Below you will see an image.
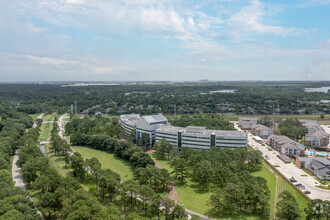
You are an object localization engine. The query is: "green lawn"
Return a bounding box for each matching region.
[150,153,173,172]
[29,113,42,121]
[72,146,134,181]
[251,163,276,219]
[40,123,52,141]
[42,113,58,122]
[150,155,309,219]
[252,162,309,219]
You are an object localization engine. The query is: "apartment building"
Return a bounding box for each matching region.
[300,120,330,147]
[251,124,273,139]
[238,117,258,130]
[268,135,305,156]
[305,130,330,147]
[296,157,330,180]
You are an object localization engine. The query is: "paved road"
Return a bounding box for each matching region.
[57,114,75,156]
[12,152,26,190]
[233,122,330,201]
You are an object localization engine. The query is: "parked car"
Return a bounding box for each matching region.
[299,186,306,190]
[295,183,302,186]
[290,178,297,183]
[304,190,311,194]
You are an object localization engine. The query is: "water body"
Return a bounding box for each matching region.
[210,89,236,94]
[304,87,330,93]
[40,145,47,157]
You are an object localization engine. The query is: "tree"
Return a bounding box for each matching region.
[193,160,212,189]
[129,130,137,144]
[161,198,175,220]
[139,185,154,216]
[37,192,57,217]
[276,191,300,220]
[305,199,329,220]
[209,188,225,214]
[172,204,187,219]
[154,139,173,160]
[138,133,150,148]
[151,194,162,218]
[70,152,86,179]
[170,156,188,183]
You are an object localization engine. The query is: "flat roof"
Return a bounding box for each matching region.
[156,125,246,137]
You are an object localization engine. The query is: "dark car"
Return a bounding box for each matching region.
[290,178,297,182]
[304,190,311,194]
[295,183,302,186]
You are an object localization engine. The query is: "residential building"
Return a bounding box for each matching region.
[268,135,305,156]
[238,117,258,130]
[300,119,330,147]
[311,159,330,180]
[305,130,329,147]
[251,124,273,139]
[296,157,329,169]
[156,125,247,151]
[295,157,330,180]
[300,120,323,134]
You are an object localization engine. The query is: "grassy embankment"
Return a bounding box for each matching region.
[150,152,309,220]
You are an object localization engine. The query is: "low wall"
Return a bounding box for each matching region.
[263,159,312,202]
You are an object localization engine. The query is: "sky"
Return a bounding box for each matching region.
[0,0,330,81]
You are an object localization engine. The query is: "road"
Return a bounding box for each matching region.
[12,113,45,219]
[233,122,330,201]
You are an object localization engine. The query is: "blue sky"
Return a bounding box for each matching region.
[0,0,329,81]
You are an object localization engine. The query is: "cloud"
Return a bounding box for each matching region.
[228,0,308,36]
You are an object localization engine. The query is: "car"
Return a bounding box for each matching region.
[290,178,297,183]
[299,186,306,190]
[304,190,311,194]
[295,183,302,186]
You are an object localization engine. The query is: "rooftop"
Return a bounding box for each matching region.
[156,125,246,137]
[251,124,272,132]
[142,114,168,124]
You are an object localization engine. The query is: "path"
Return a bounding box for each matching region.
[12,113,45,219]
[57,114,75,155]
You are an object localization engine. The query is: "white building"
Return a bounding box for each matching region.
[156,125,247,151]
[120,114,169,146]
[121,114,247,150]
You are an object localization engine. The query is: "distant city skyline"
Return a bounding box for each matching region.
[0,0,330,81]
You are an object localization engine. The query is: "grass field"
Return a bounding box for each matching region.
[150,154,309,220]
[251,163,277,219]
[29,113,42,121]
[72,146,134,181]
[40,123,52,141]
[42,113,58,122]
